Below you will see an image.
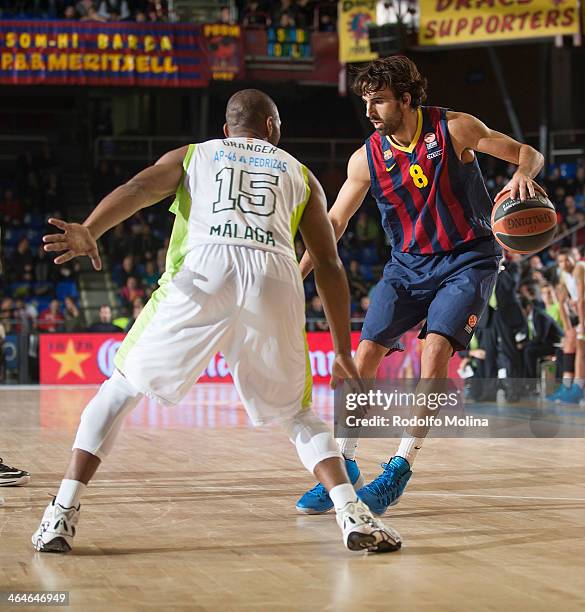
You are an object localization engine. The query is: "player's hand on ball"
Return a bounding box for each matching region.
[330,353,361,390]
[43,218,102,271]
[496,173,547,202]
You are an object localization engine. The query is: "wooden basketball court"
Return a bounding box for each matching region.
[1,385,584,611]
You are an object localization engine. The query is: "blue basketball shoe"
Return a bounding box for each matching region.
[557,383,583,404]
[295,459,365,514]
[546,385,566,402]
[356,456,412,516]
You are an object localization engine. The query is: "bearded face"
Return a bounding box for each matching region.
[362,87,406,137]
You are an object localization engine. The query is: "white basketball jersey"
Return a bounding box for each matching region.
[169,138,310,262]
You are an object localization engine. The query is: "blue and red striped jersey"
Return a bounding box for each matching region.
[365,105,493,254]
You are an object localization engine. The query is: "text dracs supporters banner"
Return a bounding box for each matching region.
[338,0,378,63]
[419,0,579,46]
[0,20,207,87]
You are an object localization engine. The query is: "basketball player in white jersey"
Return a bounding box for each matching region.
[552,247,585,403]
[32,90,400,554]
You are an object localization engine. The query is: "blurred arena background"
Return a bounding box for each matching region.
[1,2,585,609]
[0,0,583,391]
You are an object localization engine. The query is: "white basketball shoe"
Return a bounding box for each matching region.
[336,499,401,553]
[32,498,80,553]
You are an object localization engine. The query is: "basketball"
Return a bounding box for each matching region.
[491,190,557,254]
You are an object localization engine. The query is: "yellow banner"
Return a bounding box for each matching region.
[419,0,579,46]
[338,0,378,63]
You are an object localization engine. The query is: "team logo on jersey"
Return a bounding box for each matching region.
[464,314,478,334]
[424,132,438,150]
[383,149,393,161]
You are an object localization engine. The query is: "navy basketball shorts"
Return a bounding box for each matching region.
[361,238,501,352]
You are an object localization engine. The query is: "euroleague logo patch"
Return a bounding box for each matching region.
[464,314,478,334]
[424,132,438,150]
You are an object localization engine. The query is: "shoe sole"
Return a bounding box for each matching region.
[32,535,72,553]
[295,474,366,515]
[0,475,30,487]
[347,531,401,553]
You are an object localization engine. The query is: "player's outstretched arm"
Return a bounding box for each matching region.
[42,145,189,271]
[299,170,359,383]
[298,145,371,279]
[447,112,545,201]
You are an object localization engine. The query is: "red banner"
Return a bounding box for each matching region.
[202,23,245,81]
[39,331,462,385]
[39,332,364,385]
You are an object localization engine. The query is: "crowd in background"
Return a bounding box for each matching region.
[0,0,338,29]
[2,146,585,390]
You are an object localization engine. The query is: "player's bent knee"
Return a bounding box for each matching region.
[73,370,143,459]
[281,409,342,474]
[355,340,388,376]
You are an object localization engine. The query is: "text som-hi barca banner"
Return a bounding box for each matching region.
[419,0,579,46]
[0,20,208,87]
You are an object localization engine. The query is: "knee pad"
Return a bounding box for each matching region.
[281,409,342,473]
[73,369,142,460]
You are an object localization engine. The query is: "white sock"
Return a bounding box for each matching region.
[55,479,86,508]
[330,483,357,510]
[338,437,359,461]
[574,378,584,389]
[396,434,424,467]
[562,375,573,388]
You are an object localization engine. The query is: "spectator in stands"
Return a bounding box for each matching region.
[494,255,525,400]
[218,5,235,24]
[347,260,368,299]
[272,0,295,25]
[295,0,314,28]
[517,296,563,381]
[157,238,169,275]
[63,296,85,332]
[124,297,144,332]
[63,5,77,18]
[43,173,62,214]
[105,224,128,263]
[97,0,129,20]
[131,221,161,257]
[0,298,14,334]
[242,0,271,26]
[81,6,106,22]
[142,260,159,290]
[113,254,139,287]
[355,211,380,245]
[87,305,119,332]
[306,295,328,332]
[38,299,64,333]
[9,238,34,284]
[562,195,581,232]
[0,188,23,223]
[119,276,144,307]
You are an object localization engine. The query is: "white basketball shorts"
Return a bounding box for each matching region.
[114,243,312,425]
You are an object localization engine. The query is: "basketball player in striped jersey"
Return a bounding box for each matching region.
[296,56,546,516]
[32,90,401,554]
